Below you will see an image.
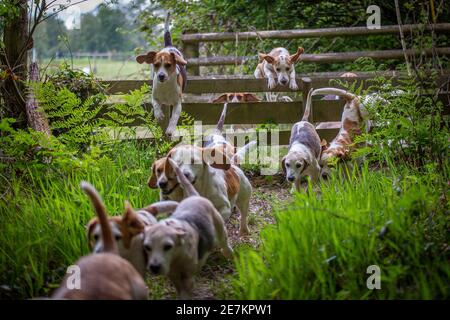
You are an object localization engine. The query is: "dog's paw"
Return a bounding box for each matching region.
[223,246,234,259]
[267,79,277,90]
[153,109,164,121]
[239,226,250,237]
[165,125,176,136]
[289,81,299,91]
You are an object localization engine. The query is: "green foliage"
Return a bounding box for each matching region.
[0,140,159,299]
[233,165,450,299]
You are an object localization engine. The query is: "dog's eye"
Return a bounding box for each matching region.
[154,63,161,68]
[93,234,99,241]
[285,163,290,167]
[164,244,173,251]
[115,235,122,241]
[276,68,281,72]
[296,163,301,168]
[144,244,152,251]
[157,169,162,174]
[164,63,171,68]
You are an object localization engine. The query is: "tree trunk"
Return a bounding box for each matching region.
[0,0,29,128]
[26,62,51,135]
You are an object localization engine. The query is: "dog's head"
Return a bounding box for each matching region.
[143,221,187,275]
[281,150,309,183]
[136,50,187,83]
[167,145,231,187]
[86,202,147,255]
[212,93,261,103]
[259,47,304,86]
[148,157,180,197]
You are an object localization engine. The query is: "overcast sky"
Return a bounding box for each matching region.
[55,0,130,29]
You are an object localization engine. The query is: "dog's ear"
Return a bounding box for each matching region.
[289,47,304,64]
[212,94,229,103]
[202,147,231,170]
[121,201,146,248]
[86,219,98,251]
[259,53,275,64]
[136,51,157,64]
[281,156,287,175]
[320,139,328,151]
[148,162,158,189]
[170,52,187,66]
[243,93,261,102]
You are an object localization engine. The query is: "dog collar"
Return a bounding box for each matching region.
[162,183,180,196]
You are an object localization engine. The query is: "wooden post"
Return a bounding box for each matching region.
[301,77,313,122]
[182,30,200,76]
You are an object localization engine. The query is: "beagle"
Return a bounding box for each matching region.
[254,47,304,90]
[52,182,148,300]
[282,88,322,191]
[143,158,233,299]
[316,88,371,177]
[136,12,187,136]
[86,202,157,277]
[212,93,260,103]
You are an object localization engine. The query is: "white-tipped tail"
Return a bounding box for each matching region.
[216,103,228,133]
[232,140,257,165]
[80,181,117,254]
[303,87,357,122]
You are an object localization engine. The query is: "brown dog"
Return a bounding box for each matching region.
[52,182,148,300]
[212,93,260,103]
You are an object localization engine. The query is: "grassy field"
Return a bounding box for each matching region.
[0,140,448,299]
[40,58,151,80]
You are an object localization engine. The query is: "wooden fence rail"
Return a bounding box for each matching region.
[100,73,450,145]
[181,23,450,43]
[180,23,450,74]
[186,48,450,66]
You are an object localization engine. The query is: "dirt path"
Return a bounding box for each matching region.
[146,174,293,299]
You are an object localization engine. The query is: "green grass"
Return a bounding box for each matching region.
[233,164,450,299]
[40,58,151,80]
[0,142,158,298]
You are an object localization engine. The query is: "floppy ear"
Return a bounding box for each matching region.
[148,163,158,189]
[122,201,145,248]
[136,51,157,64]
[170,52,187,66]
[281,156,287,175]
[320,139,328,151]
[289,47,304,64]
[259,53,275,64]
[212,94,229,103]
[202,147,231,170]
[243,93,261,102]
[86,219,98,251]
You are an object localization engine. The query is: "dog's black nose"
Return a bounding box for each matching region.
[287,176,295,182]
[158,73,165,82]
[280,79,288,85]
[150,264,161,274]
[158,181,167,189]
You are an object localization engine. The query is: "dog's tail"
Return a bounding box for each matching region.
[216,103,228,133]
[80,181,117,254]
[164,11,172,47]
[232,140,257,165]
[167,158,199,197]
[302,87,357,122]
